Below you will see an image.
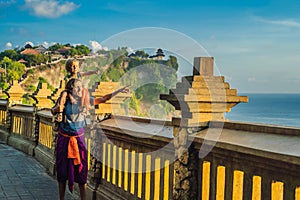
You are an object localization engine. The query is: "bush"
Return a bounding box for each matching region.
[26,84,36,92]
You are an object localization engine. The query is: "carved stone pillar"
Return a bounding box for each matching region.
[6,80,25,105]
[173,126,198,200]
[33,83,53,109]
[161,57,248,199]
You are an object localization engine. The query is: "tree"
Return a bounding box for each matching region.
[66,48,78,57]
[0,57,25,86]
[75,45,91,55]
[165,55,179,71]
[48,43,64,51]
[0,50,19,61]
[135,50,149,58]
[107,67,122,82]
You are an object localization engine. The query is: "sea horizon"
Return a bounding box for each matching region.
[226,93,300,128]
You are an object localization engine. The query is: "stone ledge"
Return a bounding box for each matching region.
[210,121,300,136]
[0,128,9,144]
[7,135,36,156]
[34,145,55,175]
[192,127,300,165]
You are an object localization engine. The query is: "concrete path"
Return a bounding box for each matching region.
[0,143,79,200]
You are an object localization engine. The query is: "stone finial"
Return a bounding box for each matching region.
[91,82,131,115]
[51,80,66,102]
[33,83,53,108]
[193,57,214,76]
[160,56,248,127]
[6,80,26,105]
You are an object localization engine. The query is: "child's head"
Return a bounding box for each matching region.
[65,59,79,74]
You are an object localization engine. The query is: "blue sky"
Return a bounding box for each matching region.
[1,0,300,93]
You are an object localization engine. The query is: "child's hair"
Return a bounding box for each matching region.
[65,59,79,73]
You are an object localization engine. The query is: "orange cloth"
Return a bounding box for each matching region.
[59,132,84,166]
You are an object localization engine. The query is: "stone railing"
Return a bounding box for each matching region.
[192,121,300,200]
[93,116,175,200]
[0,99,8,141]
[8,104,36,155]
[1,56,299,200]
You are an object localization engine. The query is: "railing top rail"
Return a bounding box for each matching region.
[192,126,300,165]
[99,117,173,139]
[111,115,173,126]
[36,109,52,118]
[0,99,8,106]
[8,104,35,113]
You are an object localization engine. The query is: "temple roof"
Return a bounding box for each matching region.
[18,59,27,63]
[20,49,39,55]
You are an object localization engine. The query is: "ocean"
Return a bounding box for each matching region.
[225,94,300,128]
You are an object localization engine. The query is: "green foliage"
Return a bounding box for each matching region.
[165,55,179,71]
[128,92,142,116]
[38,77,47,83]
[121,56,179,118]
[135,84,168,102]
[100,73,108,82]
[112,55,125,68]
[75,45,91,55]
[107,67,122,82]
[97,49,108,54]
[48,43,64,51]
[0,50,19,61]
[27,69,34,74]
[21,54,49,66]
[48,84,55,92]
[135,50,149,58]
[22,94,35,105]
[38,77,55,92]
[0,82,9,90]
[26,84,36,92]
[81,47,128,86]
[0,57,25,86]
[126,58,155,71]
[66,48,77,57]
[48,43,91,56]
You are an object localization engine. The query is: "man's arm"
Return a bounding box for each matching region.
[94,86,130,105]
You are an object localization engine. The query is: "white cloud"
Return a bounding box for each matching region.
[255,17,300,28]
[127,47,134,54]
[43,41,58,48]
[25,41,34,47]
[224,75,232,81]
[248,77,256,82]
[89,40,104,53]
[42,41,49,47]
[24,0,79,18]
[5,42,12,49]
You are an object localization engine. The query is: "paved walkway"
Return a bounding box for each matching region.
[0,143,79,200]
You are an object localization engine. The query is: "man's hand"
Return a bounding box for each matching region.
[94,69,100,75]
[121,86,130,93]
